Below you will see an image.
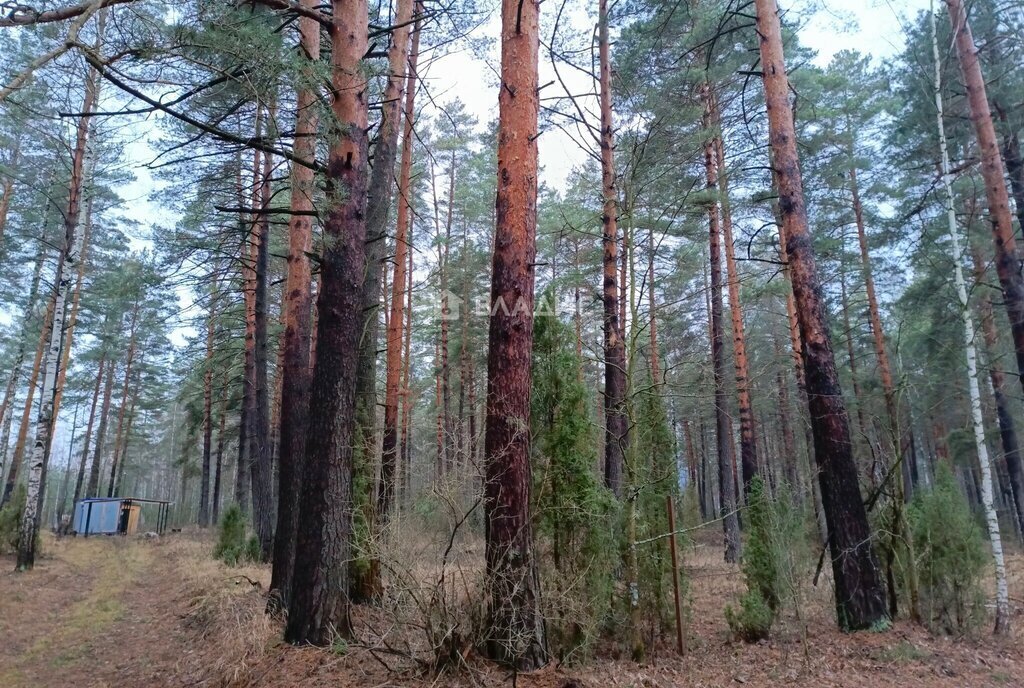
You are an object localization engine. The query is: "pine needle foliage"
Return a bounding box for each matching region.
[910,465,987,634]
[531,291,616,662]
[726,477,806,641]
[214,504,260,566]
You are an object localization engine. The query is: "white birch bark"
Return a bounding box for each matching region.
[16,61,101,570]
[931,3,1010,633]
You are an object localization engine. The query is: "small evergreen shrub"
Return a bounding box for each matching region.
[213,505,259,566]
[910,465,987,634]
[530,294,618,662]
[0,484,26,554]
[725,477,807,642]
[740,478,781,612]
[725,587,772,642]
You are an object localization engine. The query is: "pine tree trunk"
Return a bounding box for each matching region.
[199,304,214,527]
[839,263,877,485]
[482,0,547,668]
[380,11,420,521]
[850,167,905,493]
[285,0,369,645]
[773,331,800,495]
[945,0,1024,405]
[87,353,116,497]
[712,110,758,496]
[250,115,274,560]
[932,9,1010,631]
[0,154,14,243]
[599,0,626,499]
[268,0,320,607]
[238,135,262,517]
[212,372,228,525]
[441,155,455,474]
[350,0,417,603]
[106,299,139,498]
[113,366,141,496]
[704,85,741,564]
[54,402,80,531]
[755,0,887,630]
[399,240,414,504]
[973,246,1024,542]
[72,349,105,505]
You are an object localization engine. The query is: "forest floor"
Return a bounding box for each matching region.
[1,527,1023,687]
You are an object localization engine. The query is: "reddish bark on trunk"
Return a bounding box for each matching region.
[946,0,1024,402]
[269,0,321,607]
[482,0,547,668]
[380,11,420,520]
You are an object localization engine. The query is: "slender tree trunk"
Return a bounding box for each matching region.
[755,0,887,629]
[87,353,116,497]
[399,240,414,505]
[0,243,45,485]
[380,12,420,522]
[350,0,417,603]
[17,57,99,569]
[72,349,105,505]
[973,246,1024,542]
[440,154,456,473]
[114,366,141,496]
[703,85,740,564]
[839,264,875,484]
[712,114,758,496]
[238,133,262,516]
[599,0,626,499]
[0,153,14,244]
[54,402,80,531]
[933,8,1010,631]
[285,0,369,644]
[482,0,547,668]
[212,372,228,525]
[2,298,52,506]
[49,189,96,433]
[199,304,214,527]
[106,299,139,498]
[850,167,907,503]
[250,112,274,560]
[268,0,320,604]
[773,330,799,494]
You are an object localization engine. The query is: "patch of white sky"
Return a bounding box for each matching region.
[112,0,931,348]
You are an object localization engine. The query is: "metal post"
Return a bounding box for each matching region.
[666,494,686,655]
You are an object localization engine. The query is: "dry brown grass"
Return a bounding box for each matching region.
[2,523,1024,687]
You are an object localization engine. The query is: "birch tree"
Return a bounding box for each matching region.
[931,4,1009,634]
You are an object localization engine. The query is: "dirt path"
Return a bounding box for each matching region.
[0,535,191,687]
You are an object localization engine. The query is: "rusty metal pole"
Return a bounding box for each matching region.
[666,494,686,655]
